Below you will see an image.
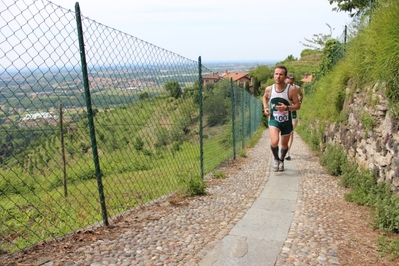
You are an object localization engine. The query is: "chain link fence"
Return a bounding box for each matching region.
[331,15,363,69]
[303,18,357,95]
[0,0,262,257]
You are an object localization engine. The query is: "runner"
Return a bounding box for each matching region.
[263,66,301,172]
[285,73,303,160]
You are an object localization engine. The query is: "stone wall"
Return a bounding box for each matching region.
[324,85,399,192]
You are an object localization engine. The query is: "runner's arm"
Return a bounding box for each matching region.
[297,85,303,103]
[287,88,301,111]
[263,86,271,116]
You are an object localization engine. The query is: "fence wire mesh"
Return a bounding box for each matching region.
[0,0,262,256]
[304,19,355,95]
[333,16,361,68]
[201,78,262,173]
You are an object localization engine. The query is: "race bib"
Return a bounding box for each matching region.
[273,110,289,123]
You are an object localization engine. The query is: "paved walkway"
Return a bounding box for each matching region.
[10,129,393,265]
[199,158,298,266]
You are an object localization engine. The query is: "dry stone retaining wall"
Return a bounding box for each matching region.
[324,85,399,192]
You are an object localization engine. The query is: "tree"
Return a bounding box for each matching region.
[205,82,215,91]
[276,54,298,65]
[300,23,334,51]
[203,80,231,126]
[253,77,260,97]
[244,81,250,94]
[249,65,272,85]
[164,81,182,99]
[285,54,297,61]
[329,0,374,17]
[138,92,149,100]
[313,39,343,80]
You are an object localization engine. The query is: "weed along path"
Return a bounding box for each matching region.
[2,130,398,265]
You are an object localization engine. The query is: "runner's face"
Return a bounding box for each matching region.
[274,68,286,84]
[285,78,294,85]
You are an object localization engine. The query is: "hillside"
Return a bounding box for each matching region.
[293,0,399,259]
[0,73,262,255]
[0,93,202,252]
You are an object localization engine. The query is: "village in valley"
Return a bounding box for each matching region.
[0,61,277,128]
[0,60,316,131]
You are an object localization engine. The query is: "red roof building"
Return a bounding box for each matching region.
[202,70,253,91]
[301,73,313,83]
[202,72,221,88]
[222,70,252,87]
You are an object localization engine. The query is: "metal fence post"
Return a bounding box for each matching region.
[198,56,204,179]
[249,95,253,138]
[230,78,236,160]
[75,2,109,226]
[241,89,245,149]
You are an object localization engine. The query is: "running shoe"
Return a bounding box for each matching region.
[285,151,291,161]
[279,160,284,172]
[273,159,279,172]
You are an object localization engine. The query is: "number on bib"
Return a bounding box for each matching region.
[273,110,289,123]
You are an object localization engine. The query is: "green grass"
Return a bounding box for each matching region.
[0,135,203,253]
[247,127,264,148]
[290,0,399,259]
[318,143,399,260]
[212,169,227,179]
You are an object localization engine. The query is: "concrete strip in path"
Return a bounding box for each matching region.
[199,158,298,266]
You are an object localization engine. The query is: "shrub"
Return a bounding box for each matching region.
[138,92,149,100]
[133,136,144,151]
[212,170,227,179]
[373,192,399,233]
[154,127,169,148]
[164,81,182,99]
[344,170,380,206]
[360,112,376,131]
[238,149,247,157]
[177,174,207,197]
[320,144,346,176]
[377,236,399,260]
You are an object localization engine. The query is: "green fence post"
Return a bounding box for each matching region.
[249,95,253,138]
[198,56,204,179]
[230,78,236,160]
[260,101,262,126]
[253,96,256,136]
[241,89,245,149]
[75,2,109,226]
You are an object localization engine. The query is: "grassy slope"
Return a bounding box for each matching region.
[294,0,399,259]
[0,86,255,252]
[0,95,202,252]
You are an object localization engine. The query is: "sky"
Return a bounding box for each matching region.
[7,0,352,64]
